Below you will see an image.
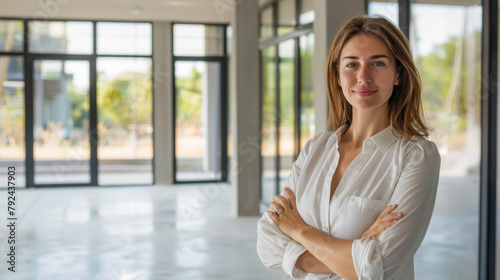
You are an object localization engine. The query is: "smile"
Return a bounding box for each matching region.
[354,89,377,97]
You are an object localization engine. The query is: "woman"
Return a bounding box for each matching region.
[256,15,440,280]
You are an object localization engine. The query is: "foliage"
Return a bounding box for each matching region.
[176,67,202,125]
[97,69,153,126]
[417,31,481,133]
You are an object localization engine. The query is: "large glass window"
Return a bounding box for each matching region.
[0,19,154,188]
[173,24,224,57]
[278,39,295,189]
[260,5,274,39]
[409,2,482,279]
[0,56,25,187]
[261,46,277,203]
[259,0,314,205]
[97,22,152,55]
[33,60,91,184]
[277,0,296,36]
[174,61,222,181]
[368,0,399,25]
[299,0,314,25]
[300,33,315,146]
[173,23,227,183]
[97,58,153,185]
[0,20,23,52]
[29,21,93,54]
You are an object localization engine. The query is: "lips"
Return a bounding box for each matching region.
[353,89,377,97]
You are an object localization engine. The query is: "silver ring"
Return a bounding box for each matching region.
[275,209,284,215]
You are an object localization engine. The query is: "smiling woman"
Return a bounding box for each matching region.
[337,35,399,112]
[257,15,440,280]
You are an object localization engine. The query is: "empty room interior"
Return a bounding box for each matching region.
[0,0,499,279]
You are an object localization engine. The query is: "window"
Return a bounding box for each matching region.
[259,0,314,205]
[97,57,153,185]
[0,20,23,52]
[368,0,398,25]
[299,0,315,25]
[410,2,482,278]
[97,22,152,55]
[172,23,228,183]
[0,55,25,187]
[0,19,154,188]
[277,0,296,36]
[299,32,315,146]
[370,1,483,278]
[29,21,93,54]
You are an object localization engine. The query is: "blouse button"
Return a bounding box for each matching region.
[323,225,328,231]
[332,195,337,200]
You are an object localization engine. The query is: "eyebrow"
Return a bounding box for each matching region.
[342,55,390,61]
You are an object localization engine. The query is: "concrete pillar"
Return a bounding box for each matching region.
[231,0,260,216]
[313,0,365,132]
[153,21,174,185]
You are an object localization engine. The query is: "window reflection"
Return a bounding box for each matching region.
[279,39,295,190]
[29,21,93,54]
[260,6,274,39]
[0,20,23,52]
[97,22,152,55]
[97,58,153,185]
[300,33,315,146]
[410,3,481,279]
[277,0,296,36]
[368,1,399,25]
[173,24,224,57]
[261,46,276,204]
[0,56,25,187]
[174,61,222,181]
[299,0,315,25]
[33,60,90,184]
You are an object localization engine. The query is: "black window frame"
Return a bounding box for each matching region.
[171,22,229,184]
[0,17,155,188]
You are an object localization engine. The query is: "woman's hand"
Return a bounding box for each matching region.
[361,204,403,240]
[267,187,310,241]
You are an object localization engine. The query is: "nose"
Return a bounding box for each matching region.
[357,65,372,84]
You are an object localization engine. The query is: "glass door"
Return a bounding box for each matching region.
[32,59,91,185]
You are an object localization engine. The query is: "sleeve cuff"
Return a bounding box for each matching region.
[352,239,384,280]
[283,240,308,279]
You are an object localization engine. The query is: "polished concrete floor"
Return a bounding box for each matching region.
[0,177,483,280]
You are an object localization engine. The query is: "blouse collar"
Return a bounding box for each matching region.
[332,125,400,153]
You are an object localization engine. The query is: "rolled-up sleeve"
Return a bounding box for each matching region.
[352,140,441,279]
[257,138,314,279]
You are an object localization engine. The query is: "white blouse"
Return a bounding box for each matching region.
[256,126,441,280]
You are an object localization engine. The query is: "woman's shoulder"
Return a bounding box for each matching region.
[396,134,441,164]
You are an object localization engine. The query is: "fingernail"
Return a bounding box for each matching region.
[397,213,402,216]
[393,220,398,223]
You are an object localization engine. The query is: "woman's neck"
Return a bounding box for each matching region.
[343,107,390,147]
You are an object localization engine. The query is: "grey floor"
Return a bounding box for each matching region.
[0,176,484,280]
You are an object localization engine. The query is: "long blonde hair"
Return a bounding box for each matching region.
[326,15,429,139]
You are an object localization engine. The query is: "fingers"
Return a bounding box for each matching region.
[362,205,404,240]
[382,204,398,215]
[273,193,291,210]
[284,187,296,209]
[270,201,283,212]
[266,210,279,224]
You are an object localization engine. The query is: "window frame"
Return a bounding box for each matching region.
[0,17,155,188]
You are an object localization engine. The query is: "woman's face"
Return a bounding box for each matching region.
[337,34,399,113]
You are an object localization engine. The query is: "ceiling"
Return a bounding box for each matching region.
[0,0,233,23]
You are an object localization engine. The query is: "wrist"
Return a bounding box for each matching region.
[294,225,313,243]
